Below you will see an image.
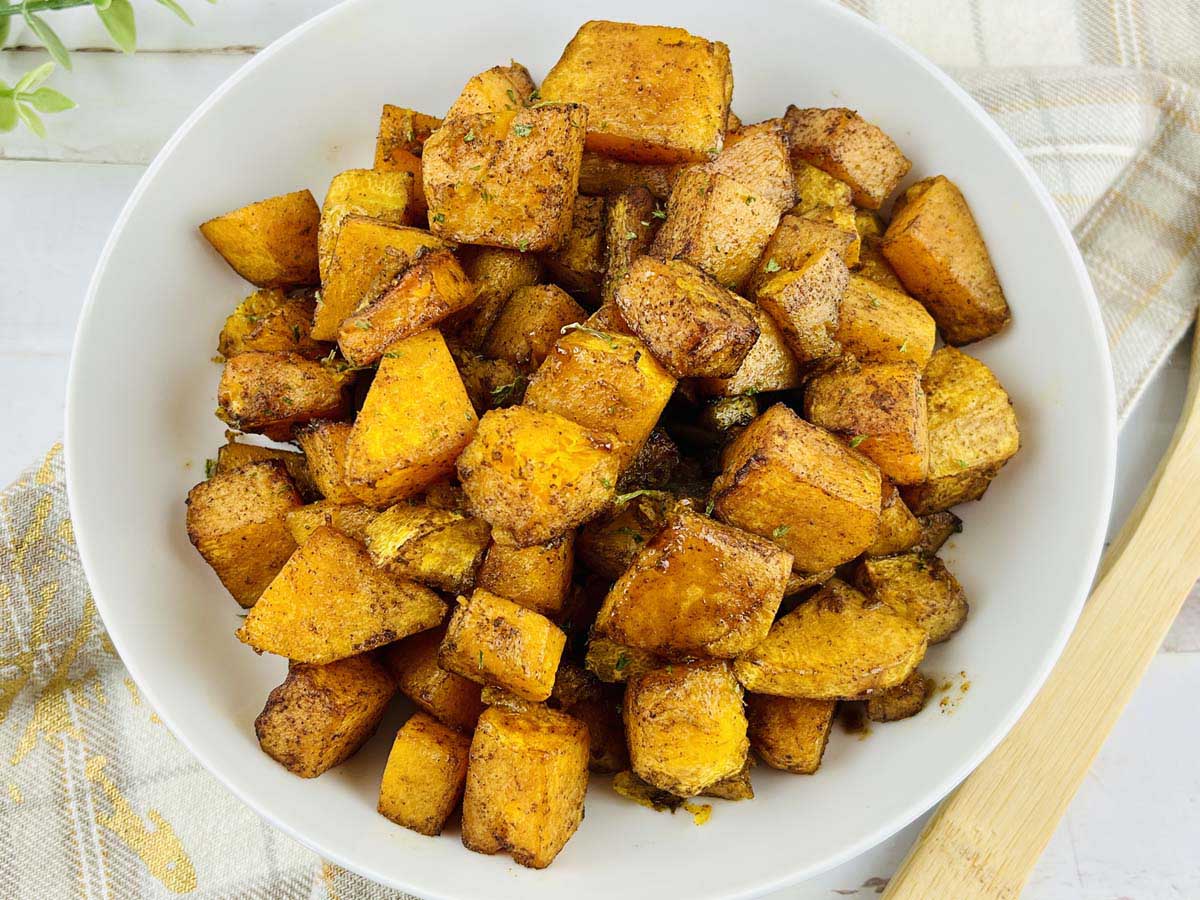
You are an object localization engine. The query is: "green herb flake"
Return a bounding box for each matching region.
[771,525,791,539]
[956,458,969,470]
[849,434,867,448]
[624,230,637,241]
[613,488,656,505]
[561,322,619,349]
[512,122,533,138]
[432,212,446,223]
[490,374,527,405]
[478,650,485,669]
[640,220,650,227]
[463,129,476,143]
[506,88,517,105]
[870,298,882,309]
[204,458,218,479]
[479,188,492,201]
[355,320,372,330]
[651,207,667,220]
[384,351,404,360]
[899,340,909,353]
[615,652,631,672]
[528,89,541,102]
[705,498,715,516]
[745,196,756,205]
[764,258,781,273]
[291,324,301,342]
[517,239,529,253]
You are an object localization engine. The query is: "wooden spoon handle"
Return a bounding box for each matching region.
[883,321,1200,900]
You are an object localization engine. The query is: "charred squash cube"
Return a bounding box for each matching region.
[866,670,932,722]
[601,187,659,306]
[445,62,536,119]
[284,500,379,546]
[576,490,676,580]
[214,439,315,499]
[696,306,803,397]
[450,247,542,351]
[867,480,923,557]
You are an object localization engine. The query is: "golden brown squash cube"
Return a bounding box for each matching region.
[883,175,1010,345]
[696,307,803,397]
[804,361,929,485]
[586,302,634,336]
[294,420,355,503]
[792,158,853,209]
[445,62,536,119]
[365,503,491,594]
[540,20,731,164]
[733,579,927,699]
[601,187,658,306]
[378,712,472,835]
[746,694,836,774]
[579,152,680,200]
[614,255,758,378]
[913,510,963,555]
[461,704,589,869]
[284,500,379,546]
[899,346,1020,514]
[218,288,326,360]
[542,194,605,300]
[217,352,350,442]
[714,123,796,213]
[783,106,911,209]
[747,212,854,301]
[449,247,543,351]
[480,284,585,369]
[237,525,447,663]
[867,480,923,557]
[854,552,968,644]
[596,508,792,658]
[476,534,575,617]
[383,626,484,732]
[439,589,567,702]
[866,670,932,722]
[584,636,661,683]
[754,248,850,367]
[711,403,881,573]
[625,661,748,796]
[313,216,447,340]
[524,325,677,469]
[835,274,936,368]
[214,439,316,499]
[457,406,618,546]
[338,249,475,366]
[790,205,861,268]
[375,104,441,162]
[199,190,320,288]
[345,330,478,507]
[651,166,782,288]
[856,234,905,291]
[255,654,395,778]
[576,490,675,580]
[423,105,588,252]
[318,169,413,282]
[186,461,301,608]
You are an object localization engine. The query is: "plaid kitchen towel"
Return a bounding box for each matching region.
[4,2,1200,898]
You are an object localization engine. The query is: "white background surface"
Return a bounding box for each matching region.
[1,2,1197,896]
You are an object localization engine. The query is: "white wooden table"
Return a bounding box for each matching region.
[2,4,1197,896]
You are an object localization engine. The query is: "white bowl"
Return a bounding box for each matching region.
[65,1,1116,897]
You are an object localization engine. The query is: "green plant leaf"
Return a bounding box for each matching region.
[96,0,137,53]
[154,0,193,25]
[14,61,54,94]
[16,102,46,138]
[94,0,113,9]
[0,15,11,47]
[26,86,75,113]
[0,95,18,133]
[22,9,72,70]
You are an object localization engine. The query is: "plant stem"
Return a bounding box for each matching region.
[0,0,95,17]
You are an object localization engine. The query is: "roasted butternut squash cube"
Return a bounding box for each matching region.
[804,361,929,485]
[186,461,301,608]
[625,661,748,797]
[439,589,567,702]
[651,166,782,288]
[457,406,618,546]
[578,152,680,200]
[790,206,861,267]
[199,190,320,288]
[375,104,441,162]
[614,255,758,378]
[476,534,575,617]
[450,247,542,351]
[284,500,379,546]
[480,284,585,369]
[746,694,835,774]
[445,62,536,119]
[747,211,854,299]
[595,508,792,658]
[576,490,675,580]
[549,663,628,773]
[783,106,911,209]
[754,248,849,367]
[867,480,923,557]
[217,352,350,442]
[711,403,881,573]
[293,420,355,503]
[697,306,803,397]
[913,510,963,555]
[792,157,853,209]
[540,20,732,164]
[866,670,932,722]
[237,525,447,663]
[378,712,471,835]
[214,439,316,499]
[255,654,395,778]
[524,325,677,469]
[733,579,927,698]
[383,626,484,732]
[365,503,491,593]
[854,552,968,644]
[883,175,1010,345]
[423,105,587,252]
[313,216,447,340]
[338,249,475,366]
[584,636,661,683]
[345,330,478,506]
[601,187,658,306]
[586,302,634,336]
[218,288,326,360]
[317,169,413,282]
[712,123,795,213]
[542,194,605,300]
[835,274,936,368]
[461,704,589,869]
[899,346,1020,514]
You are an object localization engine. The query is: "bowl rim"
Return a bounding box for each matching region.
[64,0,1117,895]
